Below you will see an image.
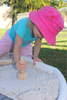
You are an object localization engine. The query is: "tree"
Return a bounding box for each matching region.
[0,0,7,6]
[55,0,67,11]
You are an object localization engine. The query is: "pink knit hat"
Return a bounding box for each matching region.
[29,6,64,45]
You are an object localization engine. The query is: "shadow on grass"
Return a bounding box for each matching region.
[56,40,67,43]
[42,43,67,47]
[40,41,67,47]
[33,46,67,81]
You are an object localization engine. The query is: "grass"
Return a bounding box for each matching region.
[38,36,67,81]
[0,29,8,36]
[59,31,67,35]
[0,29,67,81]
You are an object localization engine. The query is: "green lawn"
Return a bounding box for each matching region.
[0,29,67,81]
[0,29,8,36]
[38,36,67,81]
[59,31,67,35]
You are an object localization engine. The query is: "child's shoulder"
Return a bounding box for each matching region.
[14,17,29,28]
[18,17,29,24]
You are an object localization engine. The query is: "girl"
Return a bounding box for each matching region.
[0,6,64,71]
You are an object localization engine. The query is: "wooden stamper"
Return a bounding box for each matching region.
[17,57,28,80]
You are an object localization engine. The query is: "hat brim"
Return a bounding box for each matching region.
[29,11,56,45]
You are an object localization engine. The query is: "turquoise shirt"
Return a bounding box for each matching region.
[9,17,37,47]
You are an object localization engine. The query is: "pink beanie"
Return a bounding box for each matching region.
[29,6,64,45]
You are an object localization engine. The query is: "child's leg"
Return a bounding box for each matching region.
[0,29,14,56]
[21,43,33,58]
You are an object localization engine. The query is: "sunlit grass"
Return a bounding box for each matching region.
[0,29,8,36]
[59,31,67,35]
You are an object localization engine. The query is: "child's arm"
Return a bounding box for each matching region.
[33,38,43,65]
[34,38,42,58]
[13,34,26,71]
[13,33,23,64]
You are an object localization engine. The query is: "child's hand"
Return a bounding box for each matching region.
[16,60,27,71]
[33,57,43,65]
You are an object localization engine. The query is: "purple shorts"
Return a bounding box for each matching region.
[0,30,33,58]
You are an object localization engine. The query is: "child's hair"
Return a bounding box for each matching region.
[27,19,34,30]
[27,18,43,38]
